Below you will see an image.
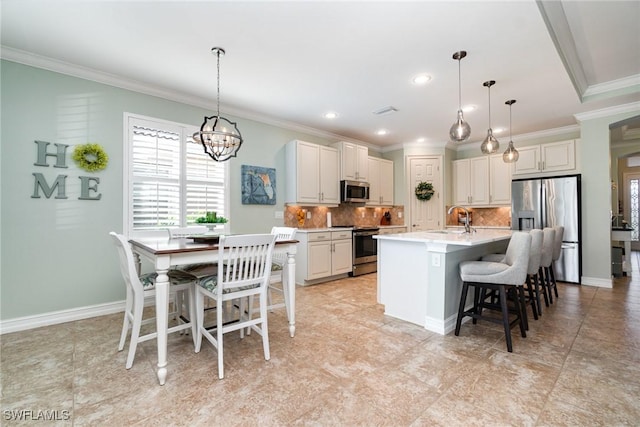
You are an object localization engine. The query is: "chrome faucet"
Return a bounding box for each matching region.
[447,205,471,233]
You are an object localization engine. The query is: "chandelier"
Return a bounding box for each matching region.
[192,47,243,162]
[503,99,519,163]
[480,80,499,155]
[449,51,471,142]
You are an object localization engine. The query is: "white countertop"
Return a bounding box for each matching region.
[374,228,512,246]
[296,225,406,233]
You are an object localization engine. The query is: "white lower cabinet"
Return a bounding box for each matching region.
[378,226,407,235]
[296,230,353,285]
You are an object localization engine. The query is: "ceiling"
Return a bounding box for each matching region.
[2,1,639,151]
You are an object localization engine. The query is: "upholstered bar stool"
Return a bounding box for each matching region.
[549,225,564,298]
[539,228,556,306]
[524,229,544,319]
[455,232,531,352]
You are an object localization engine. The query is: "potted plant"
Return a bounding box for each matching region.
[195,211,229,232]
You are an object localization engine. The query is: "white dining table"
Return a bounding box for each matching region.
[129,235,298,385]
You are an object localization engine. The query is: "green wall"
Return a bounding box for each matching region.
[0,60,336,321]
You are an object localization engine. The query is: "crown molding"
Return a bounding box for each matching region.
[583,74,640,100]
[452,124,581,152]
[0,46,375,147]
[574,101,640,122]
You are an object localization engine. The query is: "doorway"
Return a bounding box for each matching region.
[623,172,640,251]
[407,156,442,231]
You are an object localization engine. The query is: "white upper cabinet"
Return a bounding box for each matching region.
[513,140,576,176]
[453,155,511,206]
[367,156,394,206]
[489,154,512,205]
[333,141,368,181]
[452,157,490,206]
[285,140,339,205]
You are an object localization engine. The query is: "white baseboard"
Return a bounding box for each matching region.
[0,300,126,335]
[581,276,613,288]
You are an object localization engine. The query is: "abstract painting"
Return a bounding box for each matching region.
[241,165,276,205]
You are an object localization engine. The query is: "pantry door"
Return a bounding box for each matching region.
[408,156,442,231]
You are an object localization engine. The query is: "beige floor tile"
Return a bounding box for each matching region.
[2,254,640,425]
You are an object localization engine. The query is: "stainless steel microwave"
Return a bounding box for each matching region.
[340,180,370,203]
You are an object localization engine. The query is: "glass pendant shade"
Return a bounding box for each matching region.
[480,80,499,154]
[449,51,471,142]
[192,47,243,162]
[503,140,519,162]
[502,99,519,163]
[480,128,499,154]
[450,110,471,142]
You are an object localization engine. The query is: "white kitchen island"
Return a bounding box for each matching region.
[375,229,512,335]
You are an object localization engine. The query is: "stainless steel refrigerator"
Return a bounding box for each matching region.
[511,174,581,284]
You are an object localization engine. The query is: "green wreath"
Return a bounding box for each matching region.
[415,181,435,201]
[73,143,109,172]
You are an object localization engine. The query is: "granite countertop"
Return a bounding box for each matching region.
[374,228,513,246]
[612,226,634,231]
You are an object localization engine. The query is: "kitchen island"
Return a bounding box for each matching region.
[375,229,512,335]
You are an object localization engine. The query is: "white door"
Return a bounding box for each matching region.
[408,156,442,231]
[623,172,640,251]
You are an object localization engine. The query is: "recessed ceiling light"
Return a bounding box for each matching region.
[324,111,338,119]
[493,127,505,134]
[417,137,425,142]
[412,74,432,85]
[462,105,476,113]
[376,129,388,136]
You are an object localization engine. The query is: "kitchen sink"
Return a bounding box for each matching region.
[428,229,466,234]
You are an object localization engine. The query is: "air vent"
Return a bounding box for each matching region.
[372,106,398,116]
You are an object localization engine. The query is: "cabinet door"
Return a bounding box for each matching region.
[469,157,489,205]
[367,157,380,206]
[356,145,369,181]
[319,146,340,204]
[513,146,541,175]
[379,158,394,205]
[296,141,320,203]
[452,159,470,205]
[542,140,575,172]
[307,241,332,280]
[341,142,358,180]
[332,239,353,275]
[489,154,512,205]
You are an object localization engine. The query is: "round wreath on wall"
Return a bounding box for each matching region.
[415,181,435,201]
[73,143,109,172]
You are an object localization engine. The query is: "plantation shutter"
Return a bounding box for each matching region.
[128,115,227,232]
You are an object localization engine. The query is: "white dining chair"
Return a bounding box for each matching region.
[167,225,218,321]
[109,232,197,369]
[194,233,277,379]
[268,226,297,315]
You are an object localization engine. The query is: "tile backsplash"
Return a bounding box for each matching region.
[284,205,510,229]
[446,206,511,227]
[284,205,405,229]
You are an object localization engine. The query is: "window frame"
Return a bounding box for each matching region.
[122,112,230,238]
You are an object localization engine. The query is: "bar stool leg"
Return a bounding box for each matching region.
[455,281,470,335]
[525,275,539,320]
[498,285,513,353]
[517,285,529,331]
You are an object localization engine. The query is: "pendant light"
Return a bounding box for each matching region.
[503,99,519,163]
[192,47,243,162]
[480,80,499,154]
[449,51,471,142]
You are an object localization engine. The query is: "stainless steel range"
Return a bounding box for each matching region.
[350,226,379,276]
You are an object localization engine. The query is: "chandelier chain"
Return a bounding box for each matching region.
[216,49,221,117]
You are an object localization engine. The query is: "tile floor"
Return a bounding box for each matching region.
[1,252,640,426]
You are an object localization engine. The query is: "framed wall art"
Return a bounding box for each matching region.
[241,164,276,205]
